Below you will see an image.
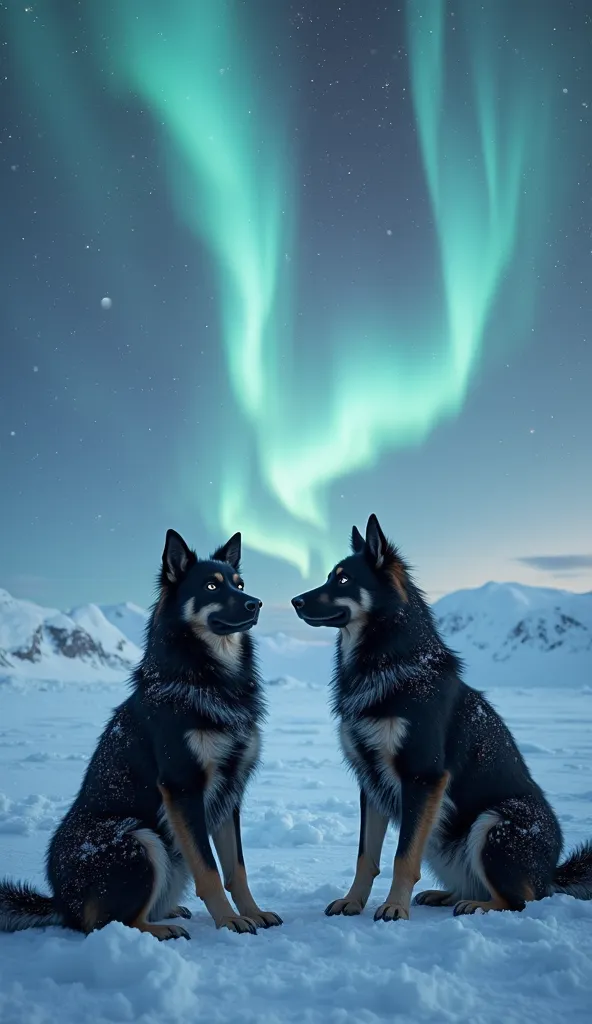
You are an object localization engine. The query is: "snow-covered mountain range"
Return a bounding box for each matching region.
[433,582,591,688]
[0,590,145,685]
[434,582,592,658]
[0,582,590,689]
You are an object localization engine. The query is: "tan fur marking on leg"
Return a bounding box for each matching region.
[212,817,239,888]
[454,877,514,916]
[228,865,262,916]
[158,786,258,931]
[327,854,381,916]
[348,853,381,903]
[158,785,235,922]
[453,893,511,915]
[400,771,450,885]
[378,772,450,919]
[194,868,239,916]
[523,882,536,903]
[82,829,170,936]
[158,785,208,882]
[326,803,389,916]
[213,818,282,927]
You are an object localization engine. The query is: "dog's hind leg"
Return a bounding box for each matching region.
[453,801,561,917]
[150,852,192,922]
[97,828,188,940]
[213,810,283,928]
[131,831,189,938]
[326,789,389,917]
[57,820,189,941]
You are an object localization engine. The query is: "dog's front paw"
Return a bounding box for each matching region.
[217,914,258,935]
[373,902,410,922]
[248,910,283,928]
[325,897,363,917]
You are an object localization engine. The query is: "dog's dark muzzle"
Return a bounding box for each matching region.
[210,598,262,635]
[291,595,350,628]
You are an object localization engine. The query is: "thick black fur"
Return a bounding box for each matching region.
[0,530,282,939]
[293,514,592,918]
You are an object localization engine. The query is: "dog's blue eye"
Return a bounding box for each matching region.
[338,575,349,585]
[237,582,244,590]
[206,582,217,591]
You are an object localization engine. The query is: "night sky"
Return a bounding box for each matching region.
[1,0,591,629]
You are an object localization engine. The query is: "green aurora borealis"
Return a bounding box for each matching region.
[107,0,554,576]
[6,0,564,582]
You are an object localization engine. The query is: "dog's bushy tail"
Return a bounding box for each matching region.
[552,840,592,900]
[0,879,62,932]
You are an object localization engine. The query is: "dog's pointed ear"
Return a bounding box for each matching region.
[163,529,195,584]
[365,514,388,568]
[212,532,241,570]
[351,525,365,554]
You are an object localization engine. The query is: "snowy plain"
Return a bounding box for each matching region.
[0,585,591,1023]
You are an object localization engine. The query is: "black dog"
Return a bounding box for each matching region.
[0,530,282,939]
[293,514,592,920]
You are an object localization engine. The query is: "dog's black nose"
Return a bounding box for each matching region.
[291,596,305,610]
[245,600,259,613]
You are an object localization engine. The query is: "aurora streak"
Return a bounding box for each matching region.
[257,0,552,563]
[8,0,555,578]
[226,0,549,573]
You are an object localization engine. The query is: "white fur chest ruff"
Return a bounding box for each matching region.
[184,726,261,820]
[339,716,409,820]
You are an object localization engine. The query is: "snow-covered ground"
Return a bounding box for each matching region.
[1,642,592,1021]
[1,583,591,1021]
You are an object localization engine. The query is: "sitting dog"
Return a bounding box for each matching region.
[0,529,282,939]
[292,514,592,920]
